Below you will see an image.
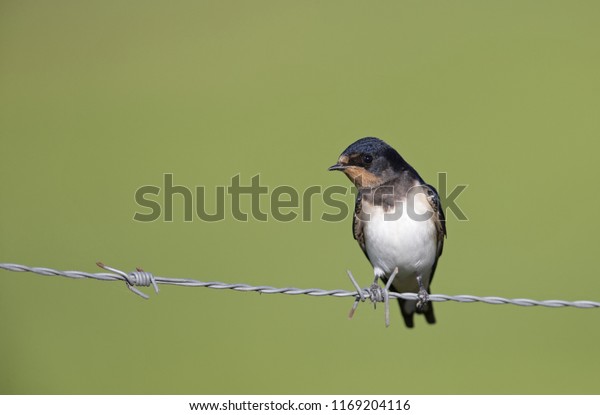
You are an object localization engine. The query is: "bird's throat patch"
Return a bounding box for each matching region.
[343,167,382,187]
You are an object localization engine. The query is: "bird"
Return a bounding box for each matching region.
[329,137,446,328]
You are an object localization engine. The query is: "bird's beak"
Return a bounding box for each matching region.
[328,163,347,171]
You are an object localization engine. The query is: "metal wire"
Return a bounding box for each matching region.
[1,262,599,310]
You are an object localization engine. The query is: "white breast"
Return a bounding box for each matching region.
[363,194,438,290]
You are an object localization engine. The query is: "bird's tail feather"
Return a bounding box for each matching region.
[397,299,436,328]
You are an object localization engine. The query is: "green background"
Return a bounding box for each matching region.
[1,0,599,394]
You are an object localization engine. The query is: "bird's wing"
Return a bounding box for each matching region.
[423,183,446,287]
[352,192,369,260]
[424,183,446,257]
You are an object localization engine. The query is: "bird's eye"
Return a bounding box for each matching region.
[362,154,373,164]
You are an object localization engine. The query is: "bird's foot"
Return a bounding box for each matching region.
[416,275,429,311]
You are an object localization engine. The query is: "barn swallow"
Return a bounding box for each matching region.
[329,137,446,328]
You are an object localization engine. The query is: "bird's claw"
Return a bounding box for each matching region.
[416,275,429,311]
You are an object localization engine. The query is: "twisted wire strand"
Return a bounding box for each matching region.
[1,262,599,309]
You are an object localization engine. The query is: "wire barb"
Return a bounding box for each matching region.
[346,268,399,327]
[96,262,159,299]
[346,270,364,319]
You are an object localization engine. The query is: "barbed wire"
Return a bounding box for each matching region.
[1,262,599,327]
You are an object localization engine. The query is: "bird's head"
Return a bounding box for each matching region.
[328,137,407,188]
